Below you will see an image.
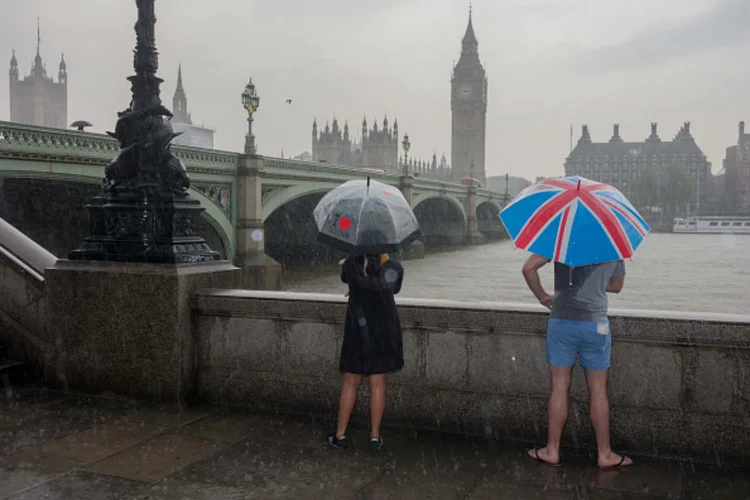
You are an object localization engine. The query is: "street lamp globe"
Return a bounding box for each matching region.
[402,134,411,154]
[241,78,259,155]
[241,86,251,109]
[241,79,259,114]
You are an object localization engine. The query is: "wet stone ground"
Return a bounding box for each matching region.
[1,387,748,499]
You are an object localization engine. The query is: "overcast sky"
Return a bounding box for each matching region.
[1,0,748,179]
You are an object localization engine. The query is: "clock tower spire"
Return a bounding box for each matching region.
[451,6,487,182]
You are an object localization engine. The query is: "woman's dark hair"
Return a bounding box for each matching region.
[365,253,381,276]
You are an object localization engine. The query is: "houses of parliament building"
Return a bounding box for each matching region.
[311,10,488,183]
[9,26,67,129]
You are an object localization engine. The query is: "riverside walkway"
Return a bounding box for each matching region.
[1,386,748,499]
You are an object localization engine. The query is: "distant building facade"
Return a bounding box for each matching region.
[451,10,487,182]
[312,116,398,171]
[9,26,67,128]
[307,13,489,182]
[564,122,711,207]
[486,174,532,198]
[723,121,750,214]
[293,151,313,162]
[169,65,215,149]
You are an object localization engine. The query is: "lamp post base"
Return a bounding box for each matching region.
[69,189,220,264]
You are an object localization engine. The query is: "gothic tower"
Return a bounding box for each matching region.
[172,63,191,124]
[451,8,487,182]
[169,64,215,148]
[9,19,67,128]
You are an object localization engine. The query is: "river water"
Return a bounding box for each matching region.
[283,234,750,315]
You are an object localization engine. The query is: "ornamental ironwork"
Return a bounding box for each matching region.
[68,0,218,263]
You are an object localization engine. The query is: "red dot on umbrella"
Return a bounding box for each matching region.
[339,217,352,230]
[383,191,393,196]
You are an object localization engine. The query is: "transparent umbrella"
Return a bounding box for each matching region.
[313,178,422,254]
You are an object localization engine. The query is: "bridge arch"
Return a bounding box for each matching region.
[476,200,506,241]
[261,182,333,223]
[188,188,234,259]
[262,183,343,264]
[412,194,467,246]
[0,173,231,259]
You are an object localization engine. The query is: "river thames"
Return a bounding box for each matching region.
[283,233,750,315]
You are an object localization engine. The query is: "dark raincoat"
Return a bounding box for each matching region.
[339,254,404,375]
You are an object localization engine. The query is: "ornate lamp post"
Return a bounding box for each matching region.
[504,172,510,204]
[241,78,260,155]
[68,0,218,263]
[402,134,411,176]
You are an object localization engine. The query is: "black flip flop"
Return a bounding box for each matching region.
[599,453,632,469]
[529,448,562,467]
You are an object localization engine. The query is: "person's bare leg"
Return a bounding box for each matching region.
[585,368,632,467]
[336,373,362,437]
[528,365,573,464]
[369,373,387,438]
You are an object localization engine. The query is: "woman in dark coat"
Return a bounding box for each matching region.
[327,253,404,451]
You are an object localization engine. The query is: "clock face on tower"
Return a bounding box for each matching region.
[459,84,472,99]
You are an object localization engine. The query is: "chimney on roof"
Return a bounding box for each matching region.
[741,121,745,137]
[609,123,623,144]
[683,121,690,135]
[647,122,661,142]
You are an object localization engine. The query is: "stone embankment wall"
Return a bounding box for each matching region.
[193,289,750,465]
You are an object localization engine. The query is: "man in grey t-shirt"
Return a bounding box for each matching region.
[522,254,633,469]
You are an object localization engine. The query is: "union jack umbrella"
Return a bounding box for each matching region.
[498,176,650,267]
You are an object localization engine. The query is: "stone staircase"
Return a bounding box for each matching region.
[0,342,26,398]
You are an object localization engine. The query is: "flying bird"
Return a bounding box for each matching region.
[285,99,292,104]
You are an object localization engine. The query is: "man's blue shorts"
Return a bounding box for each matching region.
[546,317,611,371]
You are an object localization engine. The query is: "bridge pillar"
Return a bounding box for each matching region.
[465,186,485,245]
[235,155,281,290]
[399,174,425,258]
[399,173,414,205]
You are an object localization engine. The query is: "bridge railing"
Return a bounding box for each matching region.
[263,156,401,183]
[0,121,505,200]
[263,156,505,200]
[0,121,239,174]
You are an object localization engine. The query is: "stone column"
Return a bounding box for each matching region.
[399,174,425,258]
[465,185,485,245]
[399,173,414,206]
[235,154,282,290]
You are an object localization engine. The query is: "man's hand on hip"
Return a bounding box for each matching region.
[540,294,554,310]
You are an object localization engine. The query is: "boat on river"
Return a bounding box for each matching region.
[672,216,750,234]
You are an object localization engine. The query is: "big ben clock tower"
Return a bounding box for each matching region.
[451,8,487,182]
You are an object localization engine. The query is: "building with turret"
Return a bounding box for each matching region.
[564,122,711,207]
[9,22,67,128]
[312,116,398,171]
[723,121,750,214]
[170,64,215,149]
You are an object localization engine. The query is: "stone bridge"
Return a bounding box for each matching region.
[0,121,507,268]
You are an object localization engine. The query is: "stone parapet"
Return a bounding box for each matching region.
[192,290,750,465]
[45,260,239,402]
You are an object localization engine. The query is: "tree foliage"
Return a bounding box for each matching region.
[631,162,696,214]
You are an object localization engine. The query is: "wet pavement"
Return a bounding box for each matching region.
[1,387,748,499]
